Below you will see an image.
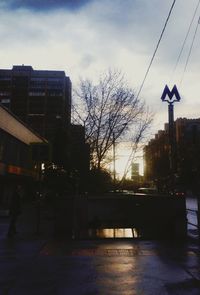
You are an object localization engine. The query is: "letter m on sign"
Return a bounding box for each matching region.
[161,85,181,104]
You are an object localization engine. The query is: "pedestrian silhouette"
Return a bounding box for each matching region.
[7,185,21,237]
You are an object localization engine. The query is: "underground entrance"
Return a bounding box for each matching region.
[55,194,187,240]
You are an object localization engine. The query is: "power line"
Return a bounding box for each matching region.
[170,0,200,84]
[121,1,177,181]
[136,0,177,100]
[179,16,200,86]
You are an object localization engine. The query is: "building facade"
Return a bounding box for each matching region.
[0,65,71,141]
[0,105,47,211]
[144,118,200,192]
[0,65,90,192]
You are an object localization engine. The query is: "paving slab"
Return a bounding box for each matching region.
[0,236,200,294]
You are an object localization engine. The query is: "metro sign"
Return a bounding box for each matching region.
[161,85,181,104]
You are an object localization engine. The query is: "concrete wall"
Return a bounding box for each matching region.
[54,194,187,239]
[86,195,187,239]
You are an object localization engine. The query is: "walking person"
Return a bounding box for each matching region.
[7,185,22,237]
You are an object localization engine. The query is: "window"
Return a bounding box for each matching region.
[0,91,10,96]
[30,77,46,82]
[28,113,45,116]
[49,91,63,96]
[0,77,11,81]
[1,99,10,103]
[29,91,45,96]
[47,78,63,82]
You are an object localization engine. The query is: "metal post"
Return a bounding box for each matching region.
[168,103,175,193]
[161,85,181,194]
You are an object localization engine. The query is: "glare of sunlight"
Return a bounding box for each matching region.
[89,228,139,238]
[108,142,144,179]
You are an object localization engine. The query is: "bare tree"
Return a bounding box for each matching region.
[120,109,153,181]
[72,69,152,170]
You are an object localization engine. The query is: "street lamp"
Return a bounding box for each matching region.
[161,85,181,193]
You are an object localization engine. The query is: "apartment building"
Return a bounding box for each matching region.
[0,65,71,141]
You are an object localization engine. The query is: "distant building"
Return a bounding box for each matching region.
[144,118,200,191]
[131,163,139,179]
[144,127,169,183]
[0,65,71,140]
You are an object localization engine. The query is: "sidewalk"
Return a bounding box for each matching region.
[0,203,200,294]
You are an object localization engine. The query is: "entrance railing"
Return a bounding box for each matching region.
[186,208,199,238]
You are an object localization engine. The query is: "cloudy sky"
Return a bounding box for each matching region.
[0,0,200,174]
[1,0,200,128]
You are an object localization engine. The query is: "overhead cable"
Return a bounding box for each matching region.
[179,16,200,86]
[136,0,177,100]
[170,0,200,83]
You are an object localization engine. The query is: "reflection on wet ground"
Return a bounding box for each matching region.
[38,238,200,294]
[88,228,139,238]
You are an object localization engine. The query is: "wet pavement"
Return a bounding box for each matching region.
[40,239,200,295]
[0,200,200,294]
[1,234,200,293]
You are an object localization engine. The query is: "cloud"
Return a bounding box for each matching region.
[1,0,92,11]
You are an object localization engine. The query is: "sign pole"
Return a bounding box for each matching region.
[161,85,181,194]
[168,103,175,193]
